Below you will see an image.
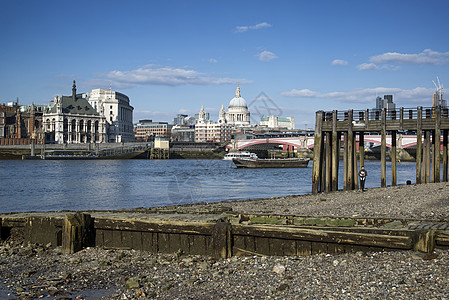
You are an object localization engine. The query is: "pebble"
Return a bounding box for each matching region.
[1,183,449,298]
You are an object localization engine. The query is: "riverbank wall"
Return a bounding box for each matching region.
[1,210,448,258]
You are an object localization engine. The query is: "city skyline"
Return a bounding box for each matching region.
[1,0,449,129]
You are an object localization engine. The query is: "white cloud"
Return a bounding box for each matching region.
[94,64,250,87]
[331,59,348,66]
[281,89,321,98]
[208,58,218,64]
[257,50,278,62]
[357,63,400,71]
[282,87,434,104]
[235,22,272,33]
[370,49,449,65]
[357,63,379,70]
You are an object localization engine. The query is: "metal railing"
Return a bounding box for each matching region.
[323,107,449,122]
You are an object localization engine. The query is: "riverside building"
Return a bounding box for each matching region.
[83,88,134,143]
[259,115,295,130]
[43,81,107,144]
[134,119,173,141]
[194,105,232,142]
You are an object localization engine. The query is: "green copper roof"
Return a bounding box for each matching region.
[48,95,99,115]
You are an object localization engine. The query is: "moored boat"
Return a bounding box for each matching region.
[223,151,258,160]
[232,157,310,168]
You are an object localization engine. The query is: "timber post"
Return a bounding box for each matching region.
[312,111,324,194]
[212,222,232,258]
[434,108,441,182]
[343,132,348,190]
[424,130,431,183]
[62,212,93,254]
[381,108,386,188]
[391,131,397,186]
[325,131,331,192]
[347,110,354,190]
[331,110,339,191]
[444,129,448,182]
[359,133,364,171]
[413,230,436,253]
[416,107,422,184]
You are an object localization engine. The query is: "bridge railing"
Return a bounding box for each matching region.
[325,107,449,123]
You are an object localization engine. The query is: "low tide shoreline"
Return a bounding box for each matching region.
[1,183,449,299]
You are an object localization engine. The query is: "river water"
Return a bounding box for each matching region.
[0,159,419,213]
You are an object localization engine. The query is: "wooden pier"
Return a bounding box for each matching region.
[312,107,449,194]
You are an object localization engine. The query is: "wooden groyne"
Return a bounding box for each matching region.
[313,107,449,194]
[1,211,448,257]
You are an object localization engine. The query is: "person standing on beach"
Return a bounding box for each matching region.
[359,166,367,191]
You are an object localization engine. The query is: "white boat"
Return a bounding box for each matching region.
[223,151,258,160]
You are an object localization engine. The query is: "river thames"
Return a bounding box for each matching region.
[0,159,419,213]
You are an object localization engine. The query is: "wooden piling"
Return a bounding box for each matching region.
[212,222,231,258]
[416,107,422,184]
[347,110,354,190]
[443,129,448,182]
[325,132,332,192]
[391,131,397,186]
[331,111,339,191]
[312,111,324,194]
[381,109,386,188]
[320,133,326,193]
[353,133,358,190]
[343,132,348,191]
[434,108,441,182]
[359,133,364,171]
[62,212,92,254]
[424,130,431,183]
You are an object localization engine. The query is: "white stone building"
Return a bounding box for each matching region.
[260,115,295,130]
[84,88,134,143]
[194,105,232,142]
[43,81,106,144]
[225,84,250,127]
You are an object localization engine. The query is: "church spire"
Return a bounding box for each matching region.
[72,80,77,102]
[235,82,241,98]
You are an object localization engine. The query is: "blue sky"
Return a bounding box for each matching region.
[1,0,449,129]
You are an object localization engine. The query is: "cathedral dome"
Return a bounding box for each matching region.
[228,83,247,108]
[229,96,247,108]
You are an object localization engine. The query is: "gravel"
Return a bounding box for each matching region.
[183,181,449,220]
[0,243,448,299]
[1,182,449,299]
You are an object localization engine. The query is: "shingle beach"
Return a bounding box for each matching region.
[1,182,449,299]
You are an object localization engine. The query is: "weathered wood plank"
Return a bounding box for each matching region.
[141,232,154,252]
[255,237,270,256]
[191,235,207,256]
[179,234,190,254]
[283,240,297,256]
[296,240,312,255]
[212,222,231,258]
[62,213,92,254]
[168,233,181,253]
[94,218,214,235]
[158,233,170,253]
[269,238,284,256]
[436,231,449,246]
[232,225,413,249]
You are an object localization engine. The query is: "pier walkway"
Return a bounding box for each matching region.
[313,106,449,194]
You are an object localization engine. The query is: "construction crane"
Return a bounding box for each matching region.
[432,77,445,108]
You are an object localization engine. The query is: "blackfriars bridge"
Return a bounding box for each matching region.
[228,134,419,150]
